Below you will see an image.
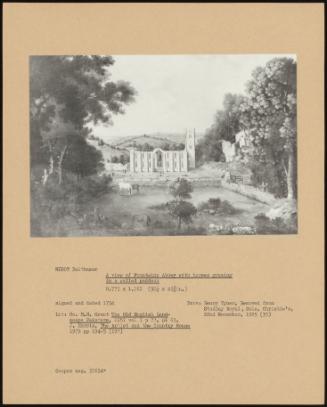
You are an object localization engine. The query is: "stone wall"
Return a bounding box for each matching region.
[221,180,276,205]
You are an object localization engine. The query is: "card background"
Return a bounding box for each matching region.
[3,3,324,404]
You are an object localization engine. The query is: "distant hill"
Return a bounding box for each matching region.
[87,137,129,162]
[87,131,205,162]
[111,131,204,148]
[114,135,180,149]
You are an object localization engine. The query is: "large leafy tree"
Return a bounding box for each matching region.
[30,55,136,183]
[240,57,297,199]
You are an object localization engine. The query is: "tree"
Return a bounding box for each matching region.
[196,94,245,163]
[162,142,185,151]
[168,200,197,230]
[119,154,129,165]
[195,126,224,163]
[162,142,172,151]
[168,178,197,229]
[240,57,297,199]
[169,178,193,200]
[62,134,104,179]
[142,142,154,151]
[220,93,246,142]
[30,55,136,184]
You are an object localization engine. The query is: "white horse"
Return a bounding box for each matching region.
[118,182,133,195]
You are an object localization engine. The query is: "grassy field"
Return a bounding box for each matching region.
[65,185,269,236]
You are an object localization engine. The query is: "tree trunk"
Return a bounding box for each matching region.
[57,146,68,185]
[49,155,54,175]
[178,217,182,230]
[286,150,295,200]
[42,169,49,186]
[42,145,54,186]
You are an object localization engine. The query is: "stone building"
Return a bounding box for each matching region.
[129,129,196,173]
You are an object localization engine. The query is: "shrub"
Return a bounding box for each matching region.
[254,213,297,234]
[30,171,112,236]
[198,198,221,211]
[198,197,240,215]
[169,226,207,236]
[219,200,240,215]
[148,202,170,210]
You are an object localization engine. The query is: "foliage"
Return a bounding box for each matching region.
[148,202,170,210]
[198,197,241,215]
[167,200,197,229]
[196,94,245,163]
[248,154,287,198]
[119,154,129,164]
[168,226,207,236]
[30,170,112,236]
[111,154,129,164]
[198,198,221,210]
[128,141,185,152]
[197,57,297,199]
[141,142,154,151]
[254,213,297,234]
[240,58,296,139]
[161,142,185,151]
[166,178,197,229]
[239,57,297,198]
[62,134,104,177]
[30,55,136,184]
[169,178,193,200]
[195,127,224,163]
[30,56,136,133]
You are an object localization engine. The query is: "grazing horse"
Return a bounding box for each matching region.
[118,182,133,195]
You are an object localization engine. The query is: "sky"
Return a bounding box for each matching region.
[93,54,295,142]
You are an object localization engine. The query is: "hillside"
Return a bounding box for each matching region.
[113,133,184,148]
[87,137,129,162]
[87,131,205,162]
[112,131,204,148]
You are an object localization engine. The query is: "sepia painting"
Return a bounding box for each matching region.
[30,54,297,237]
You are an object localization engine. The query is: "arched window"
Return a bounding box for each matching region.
[155,150,163,169]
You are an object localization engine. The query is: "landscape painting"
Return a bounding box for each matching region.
[30,55,297,237]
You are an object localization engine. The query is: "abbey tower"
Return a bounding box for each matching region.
[185,128,196,169]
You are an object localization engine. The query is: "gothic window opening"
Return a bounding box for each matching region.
[156,150,163,170]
